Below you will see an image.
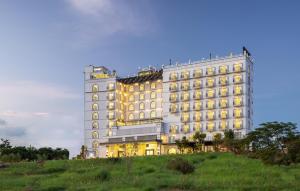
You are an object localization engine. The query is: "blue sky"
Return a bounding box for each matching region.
[0,0,299,156]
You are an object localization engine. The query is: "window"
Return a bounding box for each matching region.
[92,103,98,111]
[207,100,215,109]
[206,89,215,98]
[108,102,114,109]
[129,94,134,102]
[150,92,156,99]
[181,113,190,122]
[194,80,201,89]
[234,63,242,72]
[181,103,190,111]
[139,102,145,110]
[139,93,145,100]
[169,93,178,102]
[234,86,242,95]
[206,78,215,87]
[207,111,215,120]
[233,74,242,83]
[108,111,114,119]
[128,113,134,120]
[128,104,134,111]
[170,125,178,134]
[207,122,214,131]
[129,85,134,92]
[234,108,242,118]
[92,121,99,129]
[92,112,99,120]
[151,82,156,89]
[92,94,98,101]
[150,101,156,109]
[169,83,178,91]
[194,112,201,122]
[108,93,115,100]
[220,110,228,119]
[139,84,145,91]
[181,71,190,79]
[194,101,202,110]
[169,73,178,81]
[150,111,156,118]
[92,84,98,92]
[193,69,202,78]
[219,65,228,74]
[234,119,243,129]
[139,112,145,119]
[181,82,190,90]
[108,121,115,128]
[182,124,190,133]
[220,99,228,108]
[92,131,99,139]
[194,91,202,100]
[170,104,178,113]
[194,123,201,132]
[120,114,124,120]
[92,140,99,148]
[181,92,190,101]
[220,121,227,130]
[219,76,228,85]
[107,83,115,90]
[234,97,242,106]
[219,87,228,97]
[206,67,215,75]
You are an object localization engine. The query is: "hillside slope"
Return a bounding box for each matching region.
[0,153,299,191]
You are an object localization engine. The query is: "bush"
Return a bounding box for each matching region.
[207,153,217,160]
[0,153,21,163]
[107,157,122,164]
[96,169,110,182]
[144,167,155,174]
[166,158,195,174]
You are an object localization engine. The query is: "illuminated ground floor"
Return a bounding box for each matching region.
[101,141,217,158]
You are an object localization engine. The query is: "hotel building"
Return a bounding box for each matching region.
[84,48,253,158]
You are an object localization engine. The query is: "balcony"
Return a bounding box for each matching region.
[193,93,202,100]
[193,82,202,89]
[193,115,202,122]
[219,66,228,74]
[193,104,202,111]
[181,73,190,80]
[206,68,215,76]
[169,74,178,81]
[219,78,228,86]
[169,96,179,102]
[107,84,115,91]
[193,70,202,78]
[169,85,178,92]
[181,85,190,91]
[233,64,243,72]
[233,75,243,84]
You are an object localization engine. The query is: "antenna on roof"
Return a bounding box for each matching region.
[169,59,172,65]
[209,53,212,60]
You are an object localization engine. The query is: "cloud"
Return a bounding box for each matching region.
[64,0,157,45]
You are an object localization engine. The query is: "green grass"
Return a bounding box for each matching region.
[0,153,299,191]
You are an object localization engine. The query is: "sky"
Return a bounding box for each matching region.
[0,0,300,157]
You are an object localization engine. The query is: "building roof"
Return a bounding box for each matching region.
[117,69,163,84]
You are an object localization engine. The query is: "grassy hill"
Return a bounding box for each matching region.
[0,153,299,191]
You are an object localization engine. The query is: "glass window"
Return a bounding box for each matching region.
[234,119,243,129]
[219,87,228,97]
[92,131,99,139]
[129,85,134,92]
[193,69,202,78]
[128,104,134,111]
[234,97,242,106]
[170,125,178,134]
[181,103,190,111]
[181,82,190,90]
[182,124,190,133]
[194,101,202,111]
[108,111,114,119]
[128,113,134,120]
[194,123,201,132]
[92,121,99,129]
[194,80,201,89]
[194,91,202,100]
[92,112,99,120]
[234,63,242,72]
[150,92,156,99]
[170,93,178,102]
[207,111,215,120]
[139,102,145,110]
[139,84,145,91]
[108,102,114,109]
[194,112,201,121]
[129,94,134,102]
[219,65,228,74]
[181,92,190,101]
[207,122,214,131]
[150,111,156,118]
[181,113,190,122]
[169,73,178,80]
[234,86,242,95]
[151,82,156,89]
[220,99,228,108]
[206,89,215,98]
[139,112,145,119]
[181,71,190,79]
[92,140,99,148]
[108,83,115,90]
[108,93,115,100]
[170,83,177,91]
[170,104,178,113]
[219,76,227,85]
[108,121,115,128]
[206,67,215,75]
[234,74,242,83]
[92,103,98,111]
[92,84,98,92]
[206,78,215,87]
[92,94,98,101]
[150,101,156,109]
[220,110,228,119]
[234,108,242,118]
[139,93,145,100]
[207,100,215,109]
[220,121,227,130]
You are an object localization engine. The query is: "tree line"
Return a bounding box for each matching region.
[0,139,69,162]
[175,121,300,165]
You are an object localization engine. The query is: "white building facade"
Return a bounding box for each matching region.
[84,48,253,158]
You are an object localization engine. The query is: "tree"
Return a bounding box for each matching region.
[0,139,11,154]
[213,133,222,152]
[175,140,184,154]
[193,132,206,152]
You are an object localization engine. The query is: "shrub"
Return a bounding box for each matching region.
[107,157,122,164]
[166,158,195,174]
[207,153,217,160]
[192,157,205,164]
[144,167,155,174]
[0,153,21,163]
[96,169,110,182]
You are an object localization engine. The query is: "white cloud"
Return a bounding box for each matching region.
[64,0,157,45]
[0,81,82,157]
